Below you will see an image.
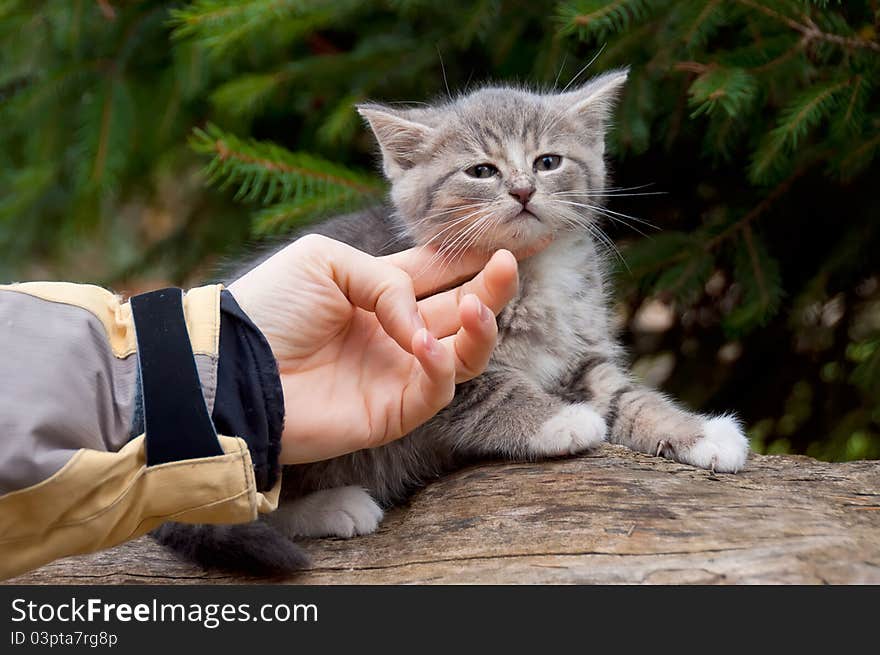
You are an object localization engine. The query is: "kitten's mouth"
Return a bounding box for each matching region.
[507,208,540,223]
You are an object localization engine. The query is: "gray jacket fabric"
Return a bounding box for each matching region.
[0,282,281,580]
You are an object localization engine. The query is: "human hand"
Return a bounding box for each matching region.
[228,235,519,464]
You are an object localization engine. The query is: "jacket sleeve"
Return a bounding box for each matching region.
[0,282,283,580]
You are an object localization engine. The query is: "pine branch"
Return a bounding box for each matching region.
[837,128,880,178]
[630,164,810,313]
[209,72,287,119]
[674,61,710,74]
[169,0,351,56]
[573,0,631,27]
[82,5,165,188]
[252,193,358,235]
[316,93,364,146]
[751,40,804,73]
[703,112,745,162]
[841,75,864,126]
[723,228,782,335]
[619,232,694,280]
[558,0,657,40]
[736,0,880,52]
[832,75,872,138]
[0,165,55,223]
[781,79,851,145]
[1,64,97,124]
[682,0,723,49]
[170,0,302,34]
[707,165,811,250]
[455,0,502,48]
[193,121,386,235]
[656,250,714,304]
[687,65,758,117]
[74,77,135,192]
[750,78,852,183]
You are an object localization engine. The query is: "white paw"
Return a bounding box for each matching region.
[268,486,384,539]
[531,404,607,457]
[677,415,750,473]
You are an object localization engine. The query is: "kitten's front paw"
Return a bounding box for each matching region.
[673,416,750,473]
[531,404,607,457]
[270,486,384,539]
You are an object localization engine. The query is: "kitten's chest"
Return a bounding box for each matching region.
[494,237,606,387]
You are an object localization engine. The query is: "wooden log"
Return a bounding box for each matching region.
[9,445,880,584]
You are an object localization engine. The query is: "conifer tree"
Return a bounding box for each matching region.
[1,1,877,460]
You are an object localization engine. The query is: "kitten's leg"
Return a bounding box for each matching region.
[443,367,607,460]
[267,486,384,539]
[566,354,749,472]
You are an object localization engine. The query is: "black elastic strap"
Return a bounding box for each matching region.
[131,288,224,466]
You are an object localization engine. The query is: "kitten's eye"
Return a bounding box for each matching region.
[534,154,562,172]
[465,163,499,179]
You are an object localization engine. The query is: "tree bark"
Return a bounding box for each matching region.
[9,446,880,584]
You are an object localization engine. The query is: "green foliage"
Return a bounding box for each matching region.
[1,0,878,461]
[677,0,728,51]
[750,76,853,184]
[687,67,758,118]
[190,124,384,233]
[558,0,658,41]
[0,0,213,280]
[617,231,715,305]
[850,340,880,397]
[721,229,783,336]
[169,0,358,59]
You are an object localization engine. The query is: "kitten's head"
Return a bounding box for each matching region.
[358,68,628,255]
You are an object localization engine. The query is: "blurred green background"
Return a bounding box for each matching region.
[1,0,878,460]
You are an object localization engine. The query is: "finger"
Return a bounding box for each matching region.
[417,249,518,338]
[385,236,551,298]
[325,238,424,353]
[383,246,496,297]
[395,327,456,439]
[438,293,498,383]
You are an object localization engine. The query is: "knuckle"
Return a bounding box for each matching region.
[434,375,456,406]
[453,283,466,307]
[455,347,479,380]
[381,269,415,301]
[295,233,330,249]
[471,275,493,305]
[392,268,414,291]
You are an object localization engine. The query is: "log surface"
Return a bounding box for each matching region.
[8,446,880,584]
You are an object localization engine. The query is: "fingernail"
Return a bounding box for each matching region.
[465,293,490,322]
[421,328,439,354]
[479,299,491,322]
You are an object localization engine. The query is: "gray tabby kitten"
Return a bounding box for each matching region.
[155,69,749,575]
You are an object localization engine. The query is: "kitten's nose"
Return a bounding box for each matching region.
[509,186,535,205]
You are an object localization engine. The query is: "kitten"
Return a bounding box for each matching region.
[154,69,750,575]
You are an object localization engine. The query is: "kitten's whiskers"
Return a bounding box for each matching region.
[411,206,494,279]
[551,197,659,234]
[438,211,500,275]
[561,44,606,93]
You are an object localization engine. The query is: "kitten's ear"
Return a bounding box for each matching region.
[357,104,435,179]
[559,67,629,146]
